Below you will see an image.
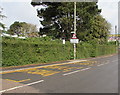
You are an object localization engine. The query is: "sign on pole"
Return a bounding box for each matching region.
[70,39,79,43]
[70,33,79,44]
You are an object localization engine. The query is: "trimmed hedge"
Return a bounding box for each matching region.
[2,37,116,67]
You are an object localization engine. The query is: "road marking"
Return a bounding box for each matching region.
[63,67,91,76]
[97,64,104,67]
[0,60,87,74]
[5,79,30,83]
[80,67,91,71]
[0,80,44,93]
[97,59,118,66]
[104,63,108,65]
[20,66,84,76]
[103,60,109,65]
[111,60,118,63]
[26,69,60,76]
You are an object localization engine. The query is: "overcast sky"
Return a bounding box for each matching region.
[0,0,119,34]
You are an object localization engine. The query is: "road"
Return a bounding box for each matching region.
[0,53,118,94]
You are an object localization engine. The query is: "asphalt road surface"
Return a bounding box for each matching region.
[0,53,118,94]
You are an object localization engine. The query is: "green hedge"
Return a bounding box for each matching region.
[2,37,116,67]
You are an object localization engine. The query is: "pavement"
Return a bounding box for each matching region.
[0,53,118,94]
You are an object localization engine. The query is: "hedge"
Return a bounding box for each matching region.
[2,37,116,67]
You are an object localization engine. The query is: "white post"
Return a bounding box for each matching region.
[63,39,65,44]
[73,2,76,60]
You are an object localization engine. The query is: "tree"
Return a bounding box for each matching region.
[8,21,22,36]
[31,2,111,42]
[0,7,6,31]
[8,21,39,37]
[24,23,39,37]
[31,2,104,40]
[77,15,111,43]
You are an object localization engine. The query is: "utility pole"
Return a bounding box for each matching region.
[74,2,76,60]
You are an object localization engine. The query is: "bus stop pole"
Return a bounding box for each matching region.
[74,2,76,60]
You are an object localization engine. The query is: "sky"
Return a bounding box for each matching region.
[0,0,119,34]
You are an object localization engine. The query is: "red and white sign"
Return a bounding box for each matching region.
[70,34,79,43]
[72,34,77,39]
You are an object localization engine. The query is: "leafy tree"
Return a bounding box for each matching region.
[8,21,22,36]
[0,7,6,31]
[31,2,111,42]
[26,23,39,37]
[77,15,111,43]
[8,21,38,37]
[31,2,102,40]
[20,22,38,37]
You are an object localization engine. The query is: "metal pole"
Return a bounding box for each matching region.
[74,43,76,60]
[73,2,76,60]
[115,25,118,53]
[74,2,76,34]
[115,25,117,45]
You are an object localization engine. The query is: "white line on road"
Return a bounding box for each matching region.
[97,59,118,66]
[104,63,108,65]
[63,67,91,76]
[111,60,118,63]
[0,80,44,93]
[97,64,104,67]
[80,67,91,71]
